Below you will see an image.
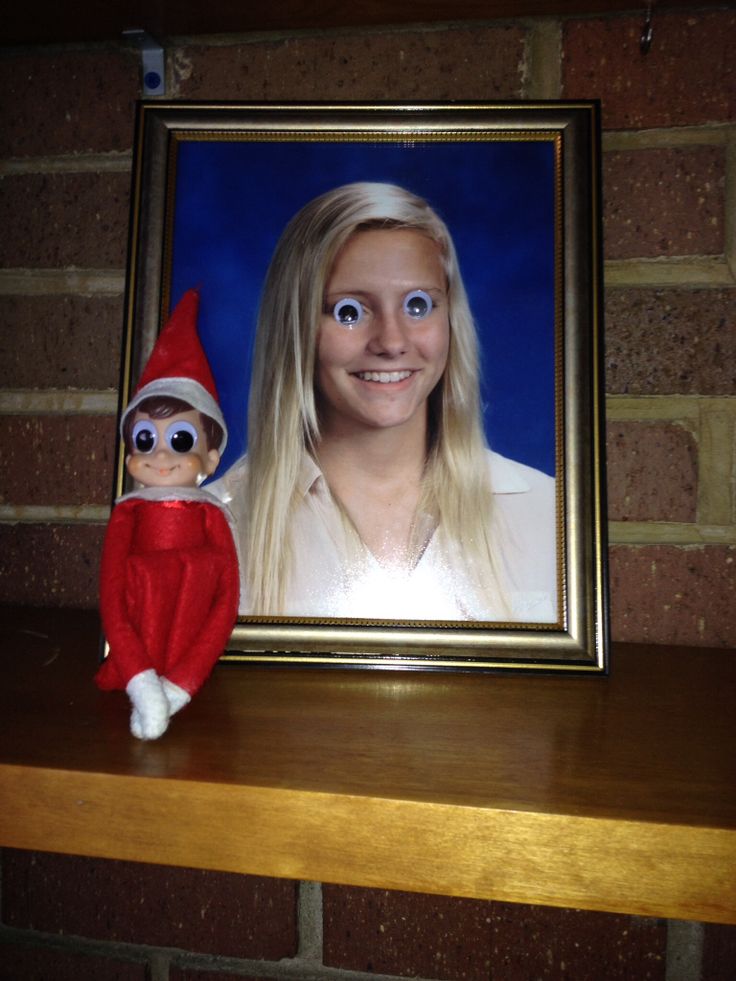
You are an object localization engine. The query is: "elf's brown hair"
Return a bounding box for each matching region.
[122,396,224,453]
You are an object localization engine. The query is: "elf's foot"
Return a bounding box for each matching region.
[126,669,170,740]
[161,677,192,716]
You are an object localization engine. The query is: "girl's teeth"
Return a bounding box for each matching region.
[358,370,412,383]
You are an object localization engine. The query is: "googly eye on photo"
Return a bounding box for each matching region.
[333,297,365,328]
[166,421,199,453]
[403,290,433,320]
[132,421,158,454]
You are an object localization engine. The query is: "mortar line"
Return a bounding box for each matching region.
[665,920,704,981]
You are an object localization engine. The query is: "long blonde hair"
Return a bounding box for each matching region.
[245,182,507,615]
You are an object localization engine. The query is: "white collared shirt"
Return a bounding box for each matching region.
[211,450,558,624]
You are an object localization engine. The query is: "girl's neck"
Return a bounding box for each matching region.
[316,414,427,485]
[315,418,429,566]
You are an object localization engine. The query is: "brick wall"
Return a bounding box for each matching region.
[1,6,735,979]
[1,851,735,980]
[1,8,735,641]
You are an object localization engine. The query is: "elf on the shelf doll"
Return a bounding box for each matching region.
[96,289,239,740]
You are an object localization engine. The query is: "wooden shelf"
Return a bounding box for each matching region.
[1,606,734,924]
[3,1,698,46]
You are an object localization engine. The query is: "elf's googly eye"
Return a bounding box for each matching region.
[333,297,365,328]
[403,290,433,320]
[132,421,158,454]
[166,421,198,453]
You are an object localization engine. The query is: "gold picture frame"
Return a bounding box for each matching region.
[119,101,608,673]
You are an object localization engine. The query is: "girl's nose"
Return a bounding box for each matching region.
[367,306,408,356]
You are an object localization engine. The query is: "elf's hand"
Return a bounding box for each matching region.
[126,669,170,740]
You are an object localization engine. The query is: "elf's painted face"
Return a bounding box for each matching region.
[126,409,220,488]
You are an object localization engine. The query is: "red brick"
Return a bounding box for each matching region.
[173,26,526,101]
[702,922,736,981]
[603,147,725,260]
[0,50,139,158]
[0,942,145,981]
[610,544,736,648]
[606,421,697,523]
[323,885,494,978]
[0,173,129,269]
[323,886,666,980]
[563,10,736,130]
[0,415,116,507]
[0,295,124,389]
[605,288,736,396]
[489,903,665,981]
[0,523,104,606]
[2,851,298,960]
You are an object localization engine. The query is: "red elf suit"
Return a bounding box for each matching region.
[95,289,240,739]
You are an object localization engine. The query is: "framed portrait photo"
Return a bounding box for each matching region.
[119,101,608,673]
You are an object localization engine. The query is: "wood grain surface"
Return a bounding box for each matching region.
[1,606,734,923]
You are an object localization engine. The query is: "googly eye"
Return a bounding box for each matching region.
[132,421,158,454]
[166,421,198,453]
[403,290,433,320]
[333,297,365,328]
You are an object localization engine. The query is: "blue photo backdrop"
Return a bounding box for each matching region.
[169,137,556,478]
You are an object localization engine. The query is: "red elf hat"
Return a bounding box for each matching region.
[121,289,227,453]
